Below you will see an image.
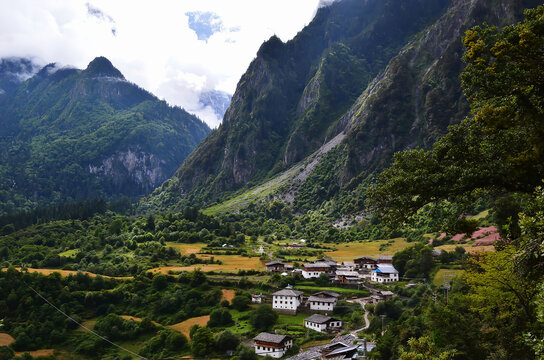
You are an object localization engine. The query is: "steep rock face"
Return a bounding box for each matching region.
[293,0,542,213]
[158,0,451,206]
[0,57,210,215]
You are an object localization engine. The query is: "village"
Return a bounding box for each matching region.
[251,255,401,359]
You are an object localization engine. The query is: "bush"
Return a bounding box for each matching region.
[208,308,233,327]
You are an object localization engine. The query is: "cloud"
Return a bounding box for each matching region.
[0,0,321,127]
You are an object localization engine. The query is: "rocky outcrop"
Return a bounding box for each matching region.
[88,149,166,194]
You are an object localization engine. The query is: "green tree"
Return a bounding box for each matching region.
[231,295,251,311]
[215,330,240,352]
[207,308,233,327]
[191,326,215,357]
[399,336,457,360]
[249,305,278,331]
[368,6,544,231]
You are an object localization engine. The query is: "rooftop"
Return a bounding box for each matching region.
[304,262,331,269]
[305,314,334,324]
[373,264,398,274]
[265,260,286,266]
[313,291,340,298]
[286,335,356,360]
[254,332,290,344]
[309,295,337,303]
[272,288,304,297]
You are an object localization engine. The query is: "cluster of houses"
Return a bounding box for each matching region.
[265,255,399,284]
[254,333,374,359]
[253,255,399,358]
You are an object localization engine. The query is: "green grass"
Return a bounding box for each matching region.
[433,268,464,287]
[277,312,308,326]
[225,309,252,335]
[59,249,80,258]
[294,285,370,297]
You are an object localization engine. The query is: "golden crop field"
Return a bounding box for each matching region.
[150,253,265,274]
[15,349,54,357]
[166,242,206,255]
[1,267,131,279]
[435,243,495,253]
[221,289,236,303]
[0,333,15,346]
[327,238,412,261]
[169,315,210,338]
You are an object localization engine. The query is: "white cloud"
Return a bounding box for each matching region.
[0,0,321,127]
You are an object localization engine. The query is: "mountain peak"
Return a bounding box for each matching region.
[84,56,124,79]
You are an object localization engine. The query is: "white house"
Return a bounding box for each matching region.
[302,262,331,279]
[371,264,399,283]
[308,291,340,312]
[272,287,304,314]
[254,333,293,358]
[304,314,342,333]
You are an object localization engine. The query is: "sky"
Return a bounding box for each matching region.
[0,0,325,127]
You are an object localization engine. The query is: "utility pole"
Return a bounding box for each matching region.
[380,314,386,334]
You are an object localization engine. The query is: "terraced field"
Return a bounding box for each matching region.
[169,315,210,338]
[327,238,411,261]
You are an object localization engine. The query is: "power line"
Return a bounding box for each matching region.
[22,280,148,360]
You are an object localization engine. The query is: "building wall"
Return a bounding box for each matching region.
[310,300,335,311]
[371,272,399,283]
[305,321,327,333]
[255,344,289,358]
[302,270,324,279]
[273,295,301,313]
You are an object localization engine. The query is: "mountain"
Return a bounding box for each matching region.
[145,0,540,215]
[199,90,232,121]
[0,57,41,95]
[0,56,210,215]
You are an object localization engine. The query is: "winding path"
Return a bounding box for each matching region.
[346,297,372,335]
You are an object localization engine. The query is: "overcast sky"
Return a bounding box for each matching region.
[0,0,326,127]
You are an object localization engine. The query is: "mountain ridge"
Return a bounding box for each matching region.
[0,56,210,215]
[144,0,540,216]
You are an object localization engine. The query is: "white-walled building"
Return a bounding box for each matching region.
[272,287,304,314]
[308,291,340,312]
[304,314,342,333]
[371,264,399,283]
[254,333,293,358]
[302,262,331,279]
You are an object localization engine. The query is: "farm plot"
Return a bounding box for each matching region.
[327,238,411,261]
[169,315,210,338]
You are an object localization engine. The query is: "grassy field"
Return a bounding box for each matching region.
[166,242,206,255]
[277,313,307,326]
[58,249,80,258]
[226,310,252,335]
[221,289,236,303]
[168,315,210,338]
[2,267,132,279]
[14,349,54,357]
[0,333,15,346]
[435,243,495,253]
[150,254,265,274]
[327,238,411,261]
[294,285,370,297]
[433,268,464,287]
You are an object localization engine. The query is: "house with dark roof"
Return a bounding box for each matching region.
[302,262,332,279]
[335,270,361,284]
[308,291,340,312]
[286,335,358,360]
[265,260,292,273]
[377,255,393,264]
[304,314,342,333]
[254,332,293,358]
[354,256,377,270]
[272,286,304,314]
